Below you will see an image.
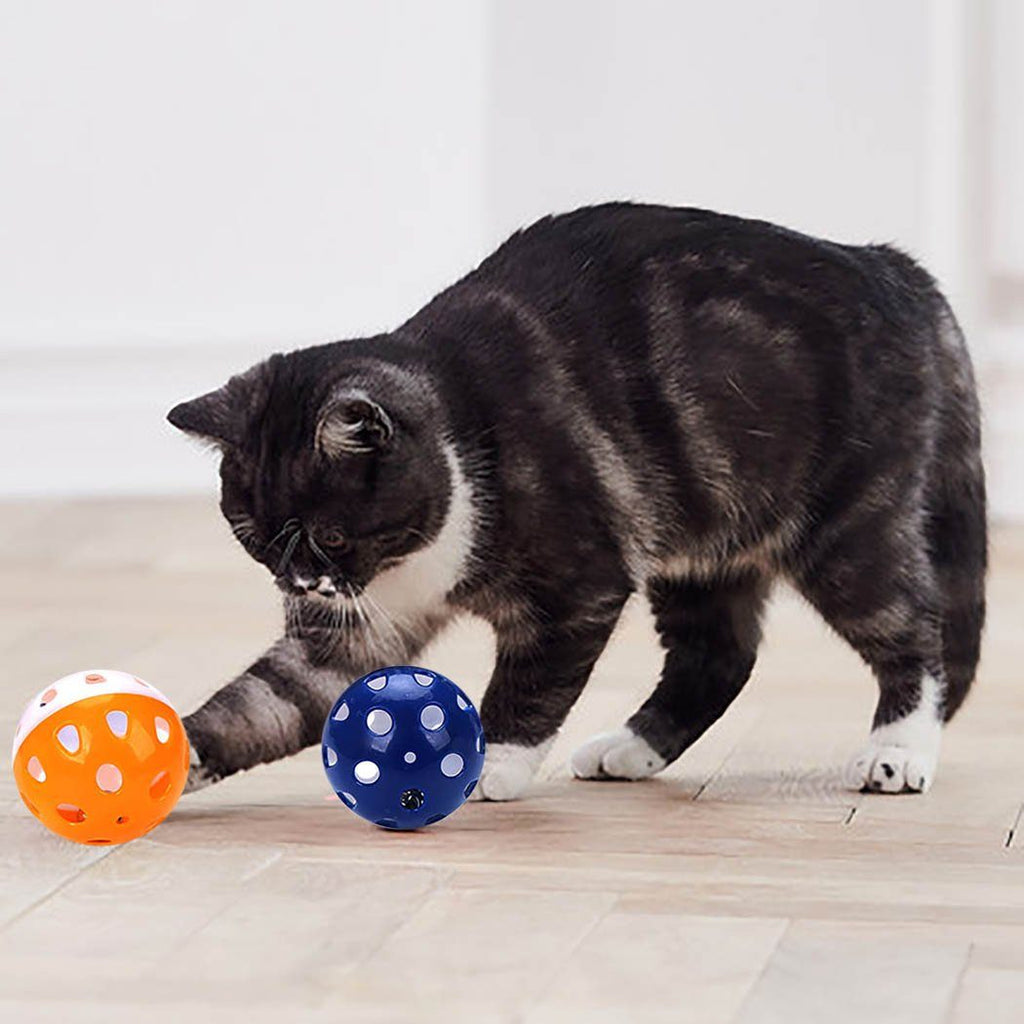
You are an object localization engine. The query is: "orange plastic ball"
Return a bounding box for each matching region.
[11,669,189,845]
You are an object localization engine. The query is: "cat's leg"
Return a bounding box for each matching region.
[477,592,629,801]
[183,635,349,791]
[572,571,768,780]
[793,524,946,793]
[184,605,439,790]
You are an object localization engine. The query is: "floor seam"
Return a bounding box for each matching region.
[0,843,120,934]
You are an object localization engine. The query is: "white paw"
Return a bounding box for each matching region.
[844,742,937,793]
[571,726,666,781]
[846,675,943,794]
[474,740,552,801]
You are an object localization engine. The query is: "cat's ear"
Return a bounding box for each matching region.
[167,365,265,448]
[315,391,394,457]
[167,386,237,447]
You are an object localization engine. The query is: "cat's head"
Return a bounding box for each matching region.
[168,341,453,599]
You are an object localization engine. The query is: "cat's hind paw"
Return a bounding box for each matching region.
[843,742,937,794]
[571,727,666,781]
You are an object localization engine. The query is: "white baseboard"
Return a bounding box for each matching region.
[2,342,1022,521]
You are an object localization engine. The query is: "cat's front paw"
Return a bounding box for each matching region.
[183,745,221,794]
[472,741,552,801]
[571,726,666,780]
[844,742,937,793]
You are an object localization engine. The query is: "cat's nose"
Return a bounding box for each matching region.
[313,575,337,598]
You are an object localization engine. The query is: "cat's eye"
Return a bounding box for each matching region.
[318,528,351,551]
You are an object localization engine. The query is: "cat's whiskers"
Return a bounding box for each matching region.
[283,595,304,641]
[316,593,344,663]
[226,514,259,548]
[275,528,303,577]
[263,518,301,557]
[356,588,407,657]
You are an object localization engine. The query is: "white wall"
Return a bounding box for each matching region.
[993,0,1024,282]
[0,1,486,494]
[487,1,931,252]
[483,0,1016,518]
[1,1,1021,516]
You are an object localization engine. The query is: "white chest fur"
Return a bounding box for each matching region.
[363,443,476,627]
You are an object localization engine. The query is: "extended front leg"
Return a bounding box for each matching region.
[183,636,351,790]
[185,592,443,790]
[477,592,628,801]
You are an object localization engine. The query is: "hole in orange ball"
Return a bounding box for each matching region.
[106,710,128,738]
[95,763,123,793]
[154,716,171,743]
[57,724,81,754]
[57,803,86,823]
[84,673,105,684]
[39,687,57,706]
[87,839,111,845]
[27,756,46,782]
[116,815,129,825]
[149,770,171,799]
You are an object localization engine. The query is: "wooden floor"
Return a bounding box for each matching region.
[1,497,1023,1023]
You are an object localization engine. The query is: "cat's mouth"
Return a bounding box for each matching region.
[276,574,360,600]
[275,552,407,602]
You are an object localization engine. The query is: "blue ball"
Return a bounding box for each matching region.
[322,666,486,830]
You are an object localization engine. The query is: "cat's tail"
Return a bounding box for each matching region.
[927,303,987,721]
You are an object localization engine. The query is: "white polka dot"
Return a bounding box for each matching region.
[366,676,387,691]
[440,753,464,777]
[354,760,380,784]
[333,702,350,721]
[404,751,417,764]
[366,709,393,735]
[456,694,468,710]
[325,746,338,767]
[56,724,80,754]
[154,716,171,743]
[414,673,433,686]
[420,705,445,731]
[477,735,484,753]
[27,756,45,782]
[340,791,356,806]
[106,710,128,738]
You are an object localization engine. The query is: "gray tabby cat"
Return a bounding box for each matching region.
[169,203,986,800]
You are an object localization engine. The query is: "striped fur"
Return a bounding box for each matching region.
[170,202,986,798]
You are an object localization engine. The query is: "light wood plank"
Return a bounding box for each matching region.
[0,816,113,926]
[329,888,616,1018]
[1,498,1023,1022]
[527,911,786,1023]
[0,840,280,1000]
[949,966,1024,1024]
[736,920,969,1024]
[157,858,450,1010]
